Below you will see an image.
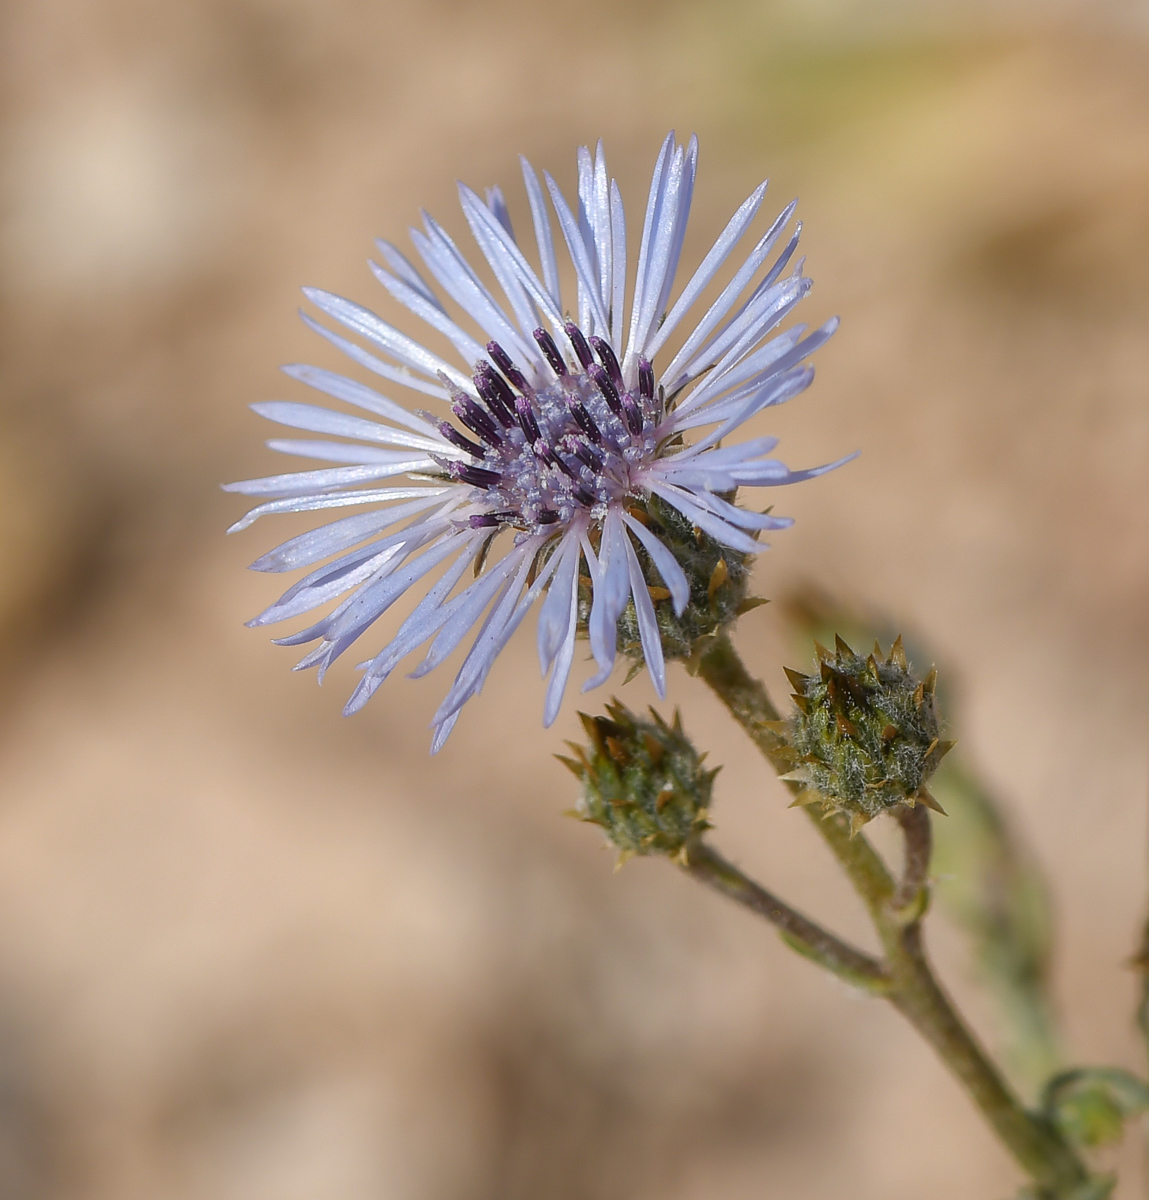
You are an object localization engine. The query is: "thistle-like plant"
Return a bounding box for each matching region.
[229,132,1143,1200]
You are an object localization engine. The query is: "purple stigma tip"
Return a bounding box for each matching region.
[564,321,594,369]
[438,420,484,457]
[515,395,541,444]
[533,328,567,376]
[638,358,655,402]
[453,397,502,446]
[589,336,622,386]
[589,364,621,414]
[456,464,504,489]
[620,394,644,436]
[486,341,528,392]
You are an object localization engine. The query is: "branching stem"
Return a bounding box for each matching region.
[695,633,1093,1199]
[682,837,891,994]
[892,801,932,916]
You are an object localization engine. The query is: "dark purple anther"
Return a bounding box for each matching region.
[537,509,561,524]
[573,484,597,507]
[589,336,622,387]
[473,365,515,427]
[438,421,485,457]
[486,341,529,393]
[567,398,602,444]
[537,441,576,479]
[454,463,504,489]
[620,393,644,436]
[638,358,655,402]
[563,436,604,473]
[515,394,541,444]
[468,513,503,528]
[563,321,594,369]
[533,328,567,376]
[453,397,502,446]
[589,364,622,415]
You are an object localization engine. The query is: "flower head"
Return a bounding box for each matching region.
[227,133,853,750]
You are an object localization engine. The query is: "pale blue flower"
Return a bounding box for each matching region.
[227,133,852,750]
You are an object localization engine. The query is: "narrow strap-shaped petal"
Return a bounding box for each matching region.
[458,183,569,341]
[592,142,612,318]
[345,534,485,713]
[675,232,804,395]
[659,433,780,467]
[254,543,403,629]
[429,712,461,754]
[271,525,451,644]
[298,311,451,401]
[620,512,690,617]
[429,550,533,719]
[623,132,675,377]
[228,484,448,532]
[609,179,627,351]
[672,276,810,413]
[643,179,767,361]
[686,310,833,421]
[626,142,686,367]
[250,401,447,452]
[263,440,439,466]
[653,483,789,531]
[485,185,515,237]
[281,364,443,438]
[520,155,562,309]
[369,259,488,365]
[250,492,456,572]
[411,216,535,365]
[648,483,764,554]
[316,529,460,639]
[583,506,630,689]
[373,239,445,311]
[459,190,542,354]
[575,145,599,331]
[669,365,814,448]
[541,535,583,726]
[623,532,666,699]
[730,450,858,487]
[653,134,698,330]
[301,530,462,673]
[411,550,524,678]
[432,534,561,730]
[665,327,807,428]
[544,169,612,337]
[537,528,582,672]
[659,199,796,388]
[223,463,432,499]
[303,288,473,392]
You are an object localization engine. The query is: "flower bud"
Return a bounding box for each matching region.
[781,636,952,829]
[559,700,717,863]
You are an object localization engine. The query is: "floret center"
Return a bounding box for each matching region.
[435,324,660,534]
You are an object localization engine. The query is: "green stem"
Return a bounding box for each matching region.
[892,802,932,916]
[682,836,891,994]
[696,633,1092,1198]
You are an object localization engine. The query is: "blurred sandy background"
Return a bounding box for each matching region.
[0,0,1147,1197]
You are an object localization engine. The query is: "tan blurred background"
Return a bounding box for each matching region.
[0,0,1147,1197]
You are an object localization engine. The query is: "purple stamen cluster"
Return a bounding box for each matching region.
[437,330,660,535]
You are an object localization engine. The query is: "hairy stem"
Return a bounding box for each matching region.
[682,836,891,994]
[696,633,1092,1198]
[893,801,932,915]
